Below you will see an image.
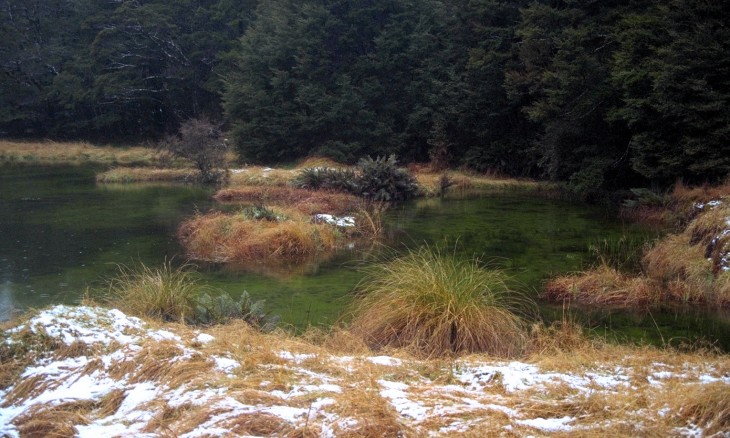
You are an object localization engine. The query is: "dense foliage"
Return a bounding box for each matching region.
[2,0,728,191]
[293,155,419,201]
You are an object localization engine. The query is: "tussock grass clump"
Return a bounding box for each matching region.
[348,246,532,358]
[105,262,201,322]
[545,186,730,308]
[178,209,341,263]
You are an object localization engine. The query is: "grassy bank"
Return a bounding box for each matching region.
[1,304,728,436]
[543,182,730,308]
[0,140,164,167]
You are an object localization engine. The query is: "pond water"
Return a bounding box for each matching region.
[1,166,729,349]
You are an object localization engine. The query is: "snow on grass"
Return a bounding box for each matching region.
[313,213,356,227]
[1,305,728,436]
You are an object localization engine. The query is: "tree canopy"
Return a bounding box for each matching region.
[1,0,728,191]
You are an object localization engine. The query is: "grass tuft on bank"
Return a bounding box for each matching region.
[348,245,533,358]
[544,183,730,308]
[104,262,201,323]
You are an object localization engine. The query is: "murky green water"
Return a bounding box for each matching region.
[1,166,728,349]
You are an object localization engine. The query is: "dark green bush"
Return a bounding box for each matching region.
[356,155,420,201]
[292,167,358,192]
[292,155,419,202]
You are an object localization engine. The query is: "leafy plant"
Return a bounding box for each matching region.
[194,290,280,331]
[105,262,279,330]
[293,155,420,202]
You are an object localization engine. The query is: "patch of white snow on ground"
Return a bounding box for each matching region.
[368,356,402,366]
[195,332,215,344]
[313,214,356,227]
[212,356,240,373]
[3,305,729,437]
[516,415,575,432]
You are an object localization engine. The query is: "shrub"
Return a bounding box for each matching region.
[159,118,228,183]
[292,167,358,193]
[356,155,419,201]
[348,246,532,358]
[292,155,420,202]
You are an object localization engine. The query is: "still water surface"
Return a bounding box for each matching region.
[2,166,728,349]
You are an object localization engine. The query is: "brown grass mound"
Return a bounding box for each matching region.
[178,210,341,263]
[542,265,659,307]
[213,186,361,216]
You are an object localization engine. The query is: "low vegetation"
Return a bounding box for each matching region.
[95,167,196,183]
[348,246,534,358]
[544,182,730,308]
[1,304,728,437]
[0,140,165,167]
[177,209,344,263]
[103,262,278,329]
[293,155,420,201]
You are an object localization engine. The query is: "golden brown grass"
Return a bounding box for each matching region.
[3,303,730,437]
[412,168,542,197]
[0,140,164,166]
[228,166,297,187]
[213,186,361,216]
[104,262,203,322]
[295,156,348,169]
[348,246,533,358]
[544,184,730,308]
[542,265,659,307]
[178,209,342,263]
[670,382,730,434]
[96,167,196,183]
[13,400,95,437]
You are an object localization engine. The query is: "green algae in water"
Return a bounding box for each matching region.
[1,165,729,350]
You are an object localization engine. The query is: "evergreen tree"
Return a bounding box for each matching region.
[611,0,730,184]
